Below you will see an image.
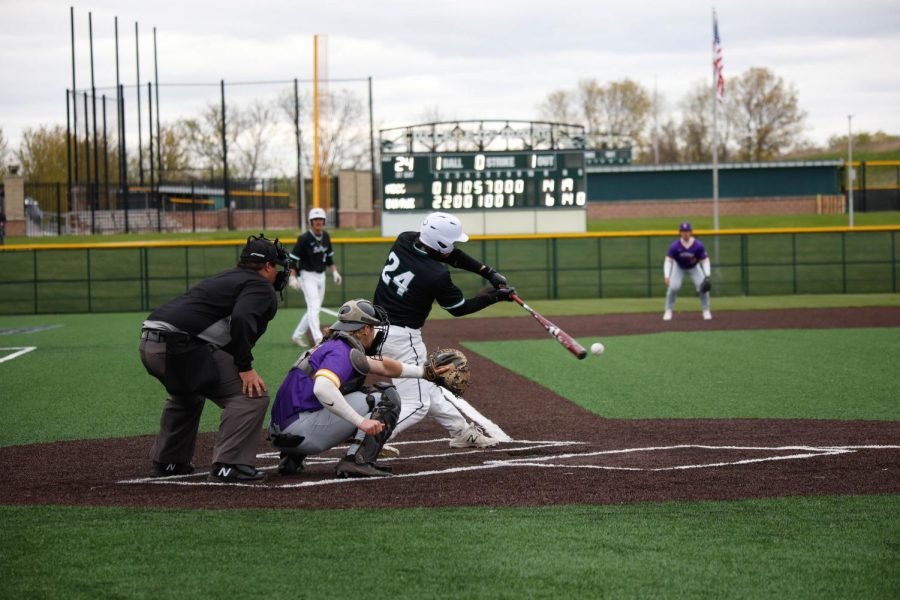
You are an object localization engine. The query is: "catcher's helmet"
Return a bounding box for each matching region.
[330,299,389,355]
[419,212,468,253]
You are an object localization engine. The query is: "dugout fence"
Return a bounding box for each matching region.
[0,227,898,315]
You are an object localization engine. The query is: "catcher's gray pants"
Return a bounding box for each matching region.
[139,338,268,467]
[665,264,711,311]
[381,325,468,438]
[275,391,371,457]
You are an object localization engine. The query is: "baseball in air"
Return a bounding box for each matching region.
[590,342,605,356]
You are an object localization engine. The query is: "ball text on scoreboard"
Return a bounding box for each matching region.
[382,151,586,212]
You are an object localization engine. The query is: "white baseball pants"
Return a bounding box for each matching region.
[292,270,326,344]
[665,264,710,311]
[381,325,468,438]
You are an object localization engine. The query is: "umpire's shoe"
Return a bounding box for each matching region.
[334,457,393,479]
[150,461,195,477]
[207,463,267,483]
[278,452,306,476]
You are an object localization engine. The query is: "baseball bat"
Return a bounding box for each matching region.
[510,293,587,360]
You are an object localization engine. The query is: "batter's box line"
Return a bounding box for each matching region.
[483,443,900,472]
[256,439,585,463]
[117,440,585,487]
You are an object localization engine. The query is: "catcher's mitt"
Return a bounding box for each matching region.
[424,348,470,396]
[699,277,712,293]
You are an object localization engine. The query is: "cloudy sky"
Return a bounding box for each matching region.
[2,0,898,163]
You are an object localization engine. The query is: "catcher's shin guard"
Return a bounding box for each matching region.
[349,383,401,465]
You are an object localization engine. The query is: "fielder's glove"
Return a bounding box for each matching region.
[699,277,712,293]
[424,348,470,396]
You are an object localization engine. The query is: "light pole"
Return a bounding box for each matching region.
[847,115,854,228]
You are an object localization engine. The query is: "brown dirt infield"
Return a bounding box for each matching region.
[3,307,899,510]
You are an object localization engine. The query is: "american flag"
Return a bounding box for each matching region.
[713,15,725,102]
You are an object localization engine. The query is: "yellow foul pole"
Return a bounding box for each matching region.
[312,34,320,209]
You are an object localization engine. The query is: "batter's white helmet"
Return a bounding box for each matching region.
[419,212,468,253]
[308,207,327,223]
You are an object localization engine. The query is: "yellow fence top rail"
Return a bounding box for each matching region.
[2,225,899,251]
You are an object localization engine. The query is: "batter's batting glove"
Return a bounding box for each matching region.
[485,268,508,290]
[490,287,516,302]
[699,277,712,293]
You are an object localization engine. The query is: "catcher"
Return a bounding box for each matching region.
[267,298,463,478]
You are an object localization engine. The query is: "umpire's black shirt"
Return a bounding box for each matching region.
[290,231,334,272]
[148,267,278,371]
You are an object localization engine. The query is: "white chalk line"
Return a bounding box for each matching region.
[0,347,37,363]
[116,442,900,488]
[440,387,512,442]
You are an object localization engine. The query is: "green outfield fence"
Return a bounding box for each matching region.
[0,227,898,315]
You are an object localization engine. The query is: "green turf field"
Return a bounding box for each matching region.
[2,495,898,599]
[464,328,900,420]
[2,296,897,598]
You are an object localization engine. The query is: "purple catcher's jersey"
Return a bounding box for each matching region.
[667,238,708,270]
[270,338,356,428]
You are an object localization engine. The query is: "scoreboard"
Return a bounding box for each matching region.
[381,151,586,212]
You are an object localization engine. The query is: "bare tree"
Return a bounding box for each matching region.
[537,79,652,152]
[178,102,244,178]
[16,125,69,182]
[537,89,577,125]
[235,100,276,179]
[679,82,713,162]
[598,79,652,148]
[656,119,682,163]
[727,67,806,161]
[0,126,11,172]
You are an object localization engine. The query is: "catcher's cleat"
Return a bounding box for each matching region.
[277,452,305,476]
[207,463,267,483]
[663,309,673,321]
[150,461,195,477]
[334,458,393,479]
[450,422,499,449]
[378,444,400,459]
[703,310,713,320]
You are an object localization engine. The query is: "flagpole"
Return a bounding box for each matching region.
[712,9,722,291]
[712,9,720,233]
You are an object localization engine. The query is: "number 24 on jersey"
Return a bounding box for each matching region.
[381,251,415,296]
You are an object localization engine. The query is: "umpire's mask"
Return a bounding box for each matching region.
[329,299,390,355]
[241,233,291,292]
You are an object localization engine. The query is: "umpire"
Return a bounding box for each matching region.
[139,234,290,483]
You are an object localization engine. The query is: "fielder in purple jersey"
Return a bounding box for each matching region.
[663,222,712,321]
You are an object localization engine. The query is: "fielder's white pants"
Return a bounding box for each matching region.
[665,264,710,311]
[381,325,468,438]
[292,270,326,344]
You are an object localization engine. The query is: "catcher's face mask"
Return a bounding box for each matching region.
[330,299,390,355]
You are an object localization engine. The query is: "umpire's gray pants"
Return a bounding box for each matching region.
[665,264,711,311]
[139,338,268,467]
[276,391,371,457]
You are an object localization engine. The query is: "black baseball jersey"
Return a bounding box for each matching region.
[147,267,278,371]
[289,231,334,273]
[374,232,466,329]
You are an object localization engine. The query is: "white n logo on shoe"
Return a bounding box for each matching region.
[217,467,232,477]
[165,463,176,471]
